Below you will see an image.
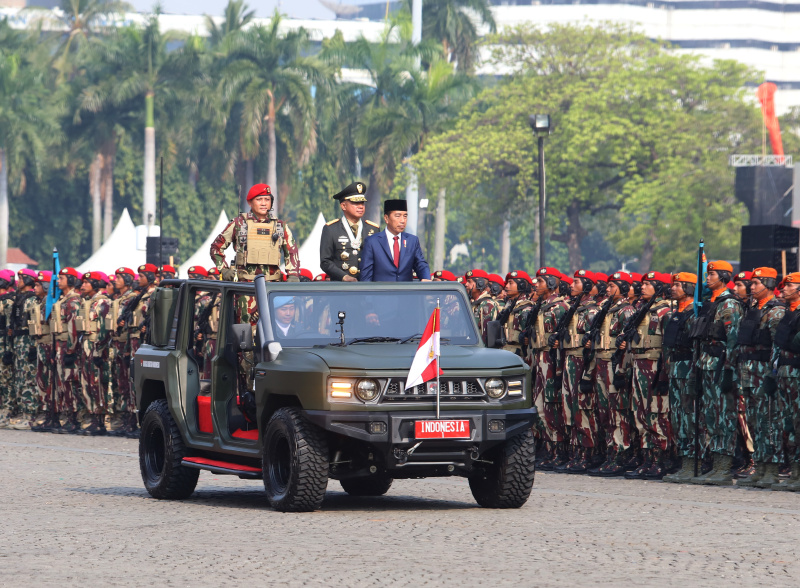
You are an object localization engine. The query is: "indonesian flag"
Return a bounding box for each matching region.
[405,307,443,389]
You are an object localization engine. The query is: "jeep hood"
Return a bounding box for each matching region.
[308,344,523,371]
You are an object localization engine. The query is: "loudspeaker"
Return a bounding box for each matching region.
[741,225,799,251]
[146,236,180,266]
[735,166,794,225]
[739,249,798,274]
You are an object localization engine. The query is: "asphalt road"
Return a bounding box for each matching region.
[1,428,798,587]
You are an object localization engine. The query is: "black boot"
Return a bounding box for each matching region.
[644,449,667,480]
[554,445,579,473]
[588,447,615,476]
[57,413,81,435]
[122,413,140,439]
[565,448,590,474]
[81,415,107,436]
[625,449,652,479]
[549,442,570,469]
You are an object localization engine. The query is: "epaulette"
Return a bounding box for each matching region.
[326,219,340,226]
[365,220,380,228]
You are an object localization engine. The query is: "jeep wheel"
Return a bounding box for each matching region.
[139,400,199,499]
[263,407,329,512]
[340,474,393,496]
[468,429,536,508]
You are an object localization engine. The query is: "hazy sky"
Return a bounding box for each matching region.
[127,0,381,21]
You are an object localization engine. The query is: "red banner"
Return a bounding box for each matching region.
[757,82,784,157]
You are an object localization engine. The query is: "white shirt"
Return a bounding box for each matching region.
[385,228,401,258]
[276,321,291,336]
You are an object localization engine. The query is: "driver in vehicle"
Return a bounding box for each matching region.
[274,297,299,337]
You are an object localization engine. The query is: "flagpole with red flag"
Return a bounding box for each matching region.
[405,299,444,418]
[435,298,441,419]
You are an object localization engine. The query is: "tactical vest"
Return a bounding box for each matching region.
[12,291,36,334]
[502,299,532,349]
[774,309,800,351]
[236,218,283,268]
[737,299,779,348]
[28,300,50,338]
[631,300,669,352]
[130,291,152,338]
[596,303,628,359]
[78,295,108,342]
[664,307,693,351]
[689,293,740,344]
[563,302,595,351]
[75,298,92,334]
[49,292,79,342]
[207,301,220,340]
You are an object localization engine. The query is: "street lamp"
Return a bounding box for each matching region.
[528,114,551,267]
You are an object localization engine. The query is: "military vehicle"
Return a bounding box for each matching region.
[135,276,536,512]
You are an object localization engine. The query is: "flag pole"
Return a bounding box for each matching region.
[436,298,440,420]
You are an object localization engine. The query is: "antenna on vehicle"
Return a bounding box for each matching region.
[336,311,346,346]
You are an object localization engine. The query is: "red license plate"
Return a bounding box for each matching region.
[414,420,471,439]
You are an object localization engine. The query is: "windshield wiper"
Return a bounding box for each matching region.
[346,336,402,345]
[399,333,450,344]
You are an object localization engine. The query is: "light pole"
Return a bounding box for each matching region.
[528,114,551,267]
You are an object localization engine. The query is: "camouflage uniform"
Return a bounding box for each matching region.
[29,297,53,416]
[110,289,138,417]
[11,291,39,417]
[500,296,534,366]
[129,286,155,356]
[693,288,743,457]
[533,295,570,444]
[78,291,112,416]
[202,295,221,380]
[775,302,800,469]
[210,212,300,282]
[629,296,672,451]
[562,296,599,451]
[471,291,498,346]
[0,291,15,416]
[50,290,82,416]
[663,300,699,458]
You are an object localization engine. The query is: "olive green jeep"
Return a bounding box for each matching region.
[135,277,536,512]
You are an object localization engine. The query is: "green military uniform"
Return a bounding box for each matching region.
[471,291,498,346]
[10,287,39,426]
[0,289,16,424]
[772,290,800,491]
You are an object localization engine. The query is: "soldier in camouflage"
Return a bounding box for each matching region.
[586,271,637,477]
[30,271,55,432]
[689,260,744,486]
[732,269,756,475]
[662,272,700,483]
[530,267,570,471]
[109,268,139,436]
[772,272,800,491]
[50,267,83,433]
[499,271,535,366]
[7,269,40,429]
[127,264,158,357]
[488,274,506,312]
[0,270,16,428]
[464,269,498,346]
[77,272,112,435]
[188,266,213,373]
[554,269,600,473]
[735,267,786,488]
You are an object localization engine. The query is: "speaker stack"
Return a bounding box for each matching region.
[739,224,799,275]
[146,236,180,266]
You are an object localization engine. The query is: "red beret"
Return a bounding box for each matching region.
[630,272,643,282]
[735,270,753,281]
[574,269,595,283]
[207,267,220,276]
[488,273,505,287]
[160,265,177,274]
[536,267,561,279]
[115,267,135,277]
[59,267,81,279]
[506,270,533,285]
[188,266,209,277]
[643,271,672,285]
[313,273,330,281]
[609,271,633,284]
[247,183,272,202]
[465,269,490,280]
[138,264,158,273]
[434,270,457,281]
[594,272,609,282]
[36,270,53,283]
[456,276,465,284]
[299,268,314,280]
[83,271,109,284]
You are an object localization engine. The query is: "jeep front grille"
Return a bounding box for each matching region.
[381,378,486,402]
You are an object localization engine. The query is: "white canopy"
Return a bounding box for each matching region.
[77,208,146,274]
[179,210,232,277]
[297,213,326,277]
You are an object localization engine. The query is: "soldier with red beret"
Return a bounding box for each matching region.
[5,269,39,429]
[109,268,139,436]
[207,267,221,281]
[50,267,84,433]
[432,270,457,282]
[298,268,314,283]
[498,271,535,366]
[210,183,301,283]
[733,270,753,304]
[464,269,498,346]
[29,271,55,431]
[159,265,177,282]
[628,272,643,306]
[313,273,330,282]
[0,271,16,428]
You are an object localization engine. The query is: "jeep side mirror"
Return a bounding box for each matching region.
[231,323,254,351]
[486,321,504,349]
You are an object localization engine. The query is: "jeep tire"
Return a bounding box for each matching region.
[340,474,393,496]
[139,399,199,499]
[263,407,329,512]
[468,429,536,508]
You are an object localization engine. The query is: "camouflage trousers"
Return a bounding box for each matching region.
[563,353,598,449]
[595,358,633,453]
[700,368,737,457]
[13,334,38,415]
[105,345,116,412]
[631,356,672,451]
[668,375,701,458]
[777,370,800,462]
[0,360,14,414]
[55,342,82,414]
[533,349,555,441]
[742,383,784,464]
[35,341,53,415]
[538,350,567,443]
[236,294,258,326]
[736,392,754,454]
[202,338,217,380]
[113,340,134,414]
[80,340,108,415]
[129,335,141,357]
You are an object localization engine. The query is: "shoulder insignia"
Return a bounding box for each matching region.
[365,220,380,228]
[326,219,340,226]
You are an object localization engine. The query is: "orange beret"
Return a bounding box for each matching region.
[783,273,800,284]
[752,267,778,280]
[673,272,697,284]
[707,260,733,273]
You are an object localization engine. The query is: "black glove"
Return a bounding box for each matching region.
[63,352,77,368]
[720,369,734,394]
[93,356,104,368]
[27,346,37,362]
[547,334,557,347]
[2,351,13,366]
[763,376,778,397]
[612,371,627,390]
[553,375,563,391]
[579,378,594,395]
[656,379,669,395]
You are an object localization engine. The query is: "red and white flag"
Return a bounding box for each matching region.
[405,307,443,389]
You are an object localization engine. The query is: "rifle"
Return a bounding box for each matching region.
[692,238,707,477]
[581,295,616,365]
[547,295,581,386]
[611,294,659,370]
[520,298,543,359]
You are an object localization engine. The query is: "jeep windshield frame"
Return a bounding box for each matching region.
[253,281,481,349]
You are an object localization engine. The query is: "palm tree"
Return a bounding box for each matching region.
[205,0,255,48]
[0,49,61,267]
[221,11,328,213]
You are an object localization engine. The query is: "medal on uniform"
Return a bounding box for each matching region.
[342,262,349,270]
[340,251,350,260]
[342,217,363,250]
[349,267,359,275]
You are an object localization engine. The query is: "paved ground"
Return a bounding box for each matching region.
[1,428,798,587]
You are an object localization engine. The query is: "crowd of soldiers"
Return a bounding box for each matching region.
[447,262,800,490]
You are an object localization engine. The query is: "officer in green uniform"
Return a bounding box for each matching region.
[319,182,379,281]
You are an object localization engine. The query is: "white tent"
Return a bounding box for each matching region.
[179,210,232,277]
[77,208,146,274]
[297,213,326,277]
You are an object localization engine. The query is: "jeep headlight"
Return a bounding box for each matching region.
[356,379,379,402]
[484,378,505,399]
